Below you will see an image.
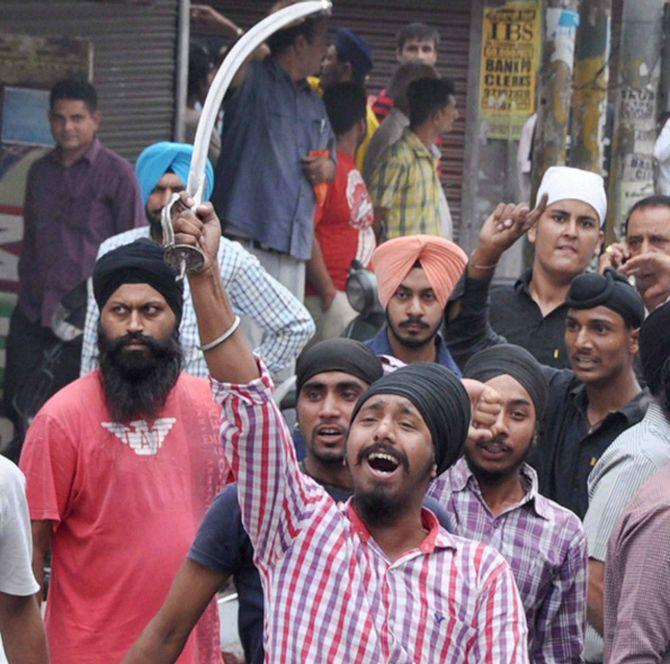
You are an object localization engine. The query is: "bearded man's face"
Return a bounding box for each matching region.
[97,283,182,423]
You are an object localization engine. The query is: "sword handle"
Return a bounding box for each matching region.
[160,193,206,278]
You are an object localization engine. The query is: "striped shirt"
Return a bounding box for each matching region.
[583,400,670,662]
[604,465,670,663]
[429,459,587,663]
[212,360,529,663]
[80,228,314,377]
[367,128,442,240]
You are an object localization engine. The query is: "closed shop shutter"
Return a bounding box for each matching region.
[198,0,472,240]
[1,0,179,162]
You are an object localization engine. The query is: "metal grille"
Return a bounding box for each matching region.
[197,0,472,240]
[1,0,179,162]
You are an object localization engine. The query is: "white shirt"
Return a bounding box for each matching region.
[0,456,39,597]
[654,118,670,195]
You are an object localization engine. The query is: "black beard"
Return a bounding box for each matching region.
[386,312,440,350]
[354,486,408,527]
[97,325,182,424]
[353,449,433,528]
[465,436,531,485]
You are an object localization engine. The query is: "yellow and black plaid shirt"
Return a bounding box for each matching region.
[367,128,442,240]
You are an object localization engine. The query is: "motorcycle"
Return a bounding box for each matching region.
[341,260,385,342]
[2,282,86,462]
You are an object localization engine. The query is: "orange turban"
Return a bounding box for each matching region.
[372,235,468,309]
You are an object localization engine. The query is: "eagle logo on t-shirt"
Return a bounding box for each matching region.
[101,418,177,456]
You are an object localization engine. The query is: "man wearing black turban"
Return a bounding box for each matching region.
[447,212,648,519]
[18,238,228,661]
[172,193,529,661]
[128,338,451,663]
[429,344,588,662]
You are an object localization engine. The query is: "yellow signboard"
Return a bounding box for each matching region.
[480,1,541,140]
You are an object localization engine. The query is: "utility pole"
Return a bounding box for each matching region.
[531,0,581,198]
[569,0,611,173]
[660,2,670,113]
[606,0,665,242]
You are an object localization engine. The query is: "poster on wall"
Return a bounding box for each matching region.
[0,33,91,399]
[479,1,542,140]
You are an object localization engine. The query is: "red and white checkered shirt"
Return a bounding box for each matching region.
[429,459,587,663]
[212,361,529,663]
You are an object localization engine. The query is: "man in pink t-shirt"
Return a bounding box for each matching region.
[306,82,375,341]
[19,239,228,664]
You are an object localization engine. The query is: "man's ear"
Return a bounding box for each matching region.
[629,327,640,356]
[430,461,438,479]
[293,33,308,55]
[527,222,537,244]
[92,110,102,131]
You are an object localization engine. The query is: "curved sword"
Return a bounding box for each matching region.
[162,0,333,277]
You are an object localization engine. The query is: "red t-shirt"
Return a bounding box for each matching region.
[20,371,228,664]
[309,151,375,294]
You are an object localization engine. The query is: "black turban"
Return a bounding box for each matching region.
[566,268,644,328]
[350,362,470,474]
[296,339,383,394]
[93,238,184,324]
[639,301,670,396]
[463,344,548,419]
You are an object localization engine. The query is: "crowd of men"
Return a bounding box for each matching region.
[2,3,670,663]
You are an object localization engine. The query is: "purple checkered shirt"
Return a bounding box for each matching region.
[429,459,587,663]
[211,360,529,663]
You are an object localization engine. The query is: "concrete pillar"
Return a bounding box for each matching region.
[606,0,665,242]
[569,0,611,173]
[531,0,581,196]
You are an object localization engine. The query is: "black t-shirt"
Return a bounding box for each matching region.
[189,475,452,663]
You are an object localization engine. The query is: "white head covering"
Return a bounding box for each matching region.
[536,166,607,226]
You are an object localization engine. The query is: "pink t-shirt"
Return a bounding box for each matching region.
[20,370,228,663]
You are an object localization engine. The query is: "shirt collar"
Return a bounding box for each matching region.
[570,384,647,423]
[366,327,460,375]
[644,400,670,430]
[50,136,101,166]
[346,500,454,554]
[448,457,551,521]
[401,128,436,160]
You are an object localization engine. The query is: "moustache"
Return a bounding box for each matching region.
[399,318,429,330]
[476,436,512,454]
[106,331,173,356]
[355,441,410,473]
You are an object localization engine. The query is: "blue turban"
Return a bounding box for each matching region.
[135,141,214,206]
[335,28,373,82]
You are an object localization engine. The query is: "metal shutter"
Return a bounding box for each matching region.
[1,0,179,162]
[198,0,472,240]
